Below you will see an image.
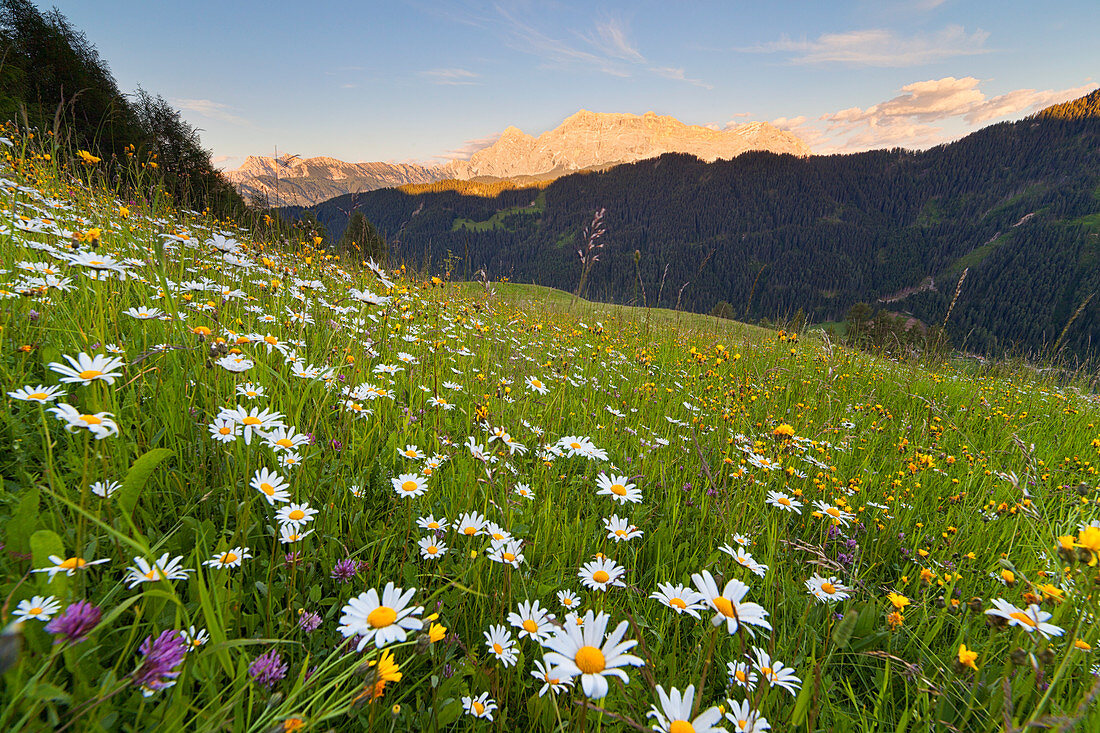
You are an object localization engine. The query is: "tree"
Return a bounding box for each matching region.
[338,210,387,263]
[710,300,735,320]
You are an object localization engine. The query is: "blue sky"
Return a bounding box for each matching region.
[49,0,1099,169]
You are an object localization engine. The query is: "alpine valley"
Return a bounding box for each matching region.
[279,90,1100,360]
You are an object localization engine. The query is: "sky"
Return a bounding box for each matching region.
[48,0,1100,170]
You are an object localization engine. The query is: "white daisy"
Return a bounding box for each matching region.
[337,582,424,650]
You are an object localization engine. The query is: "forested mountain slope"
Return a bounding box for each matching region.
[299,91,1100,358]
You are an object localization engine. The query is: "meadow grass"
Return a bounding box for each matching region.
[1,130,1100,732]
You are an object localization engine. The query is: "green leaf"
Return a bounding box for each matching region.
[118,448,174,516]
[6,485,40,555]
[831,608,859,650]
[30,529,66,596]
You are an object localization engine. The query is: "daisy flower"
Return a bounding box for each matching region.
[32,555,110,581]
[488,538,525,568]
[462,692,497,720]
[236,383,265,399]
[47,352,125,385]
[208,418,239,443]
[418,537,447,560]
[251,468,291,505]
[218,405,285,445]
[264,426,311,453]
[203,547,252,569]
[279,525,313,544]
[985,599,1065,638]
[724,699,770,732]
[508,600,556,643]
[484,625,518,667]
[691,570,772,636]
[454,511,487,537]
[514,483,535,500]
[398,444,425,460]
[578,556,626,591]
[7,384,66,403]
[278,452,305,470]
[13,595,62,623]
[275,502,318,529]
[557,590,581,610]
[765,490,802,513]
[720,546,768,578]
[47,404,119,439]
[392,473,428,498]
[728,661,759,690]
[125,554,193,588]
[416,515,447,532]
[604,515,643,542]
[812,500,853,527]
[525,375,549,394]
[749,647,802,696]
[215,354,253,373]
[595,473,642,504]
[531,659,573,697]
[338,583,424,651]
[650,582,706,619]
[180,626,209,652]
[805,574,852,603]
[90,480,121,498]
[427,395,455,410]
[647,685,727,733]
[484,522,513,542]
[542,609,644,699]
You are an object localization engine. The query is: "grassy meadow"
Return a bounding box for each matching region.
[3,132,1100,732]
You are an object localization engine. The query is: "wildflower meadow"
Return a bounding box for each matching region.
[2,131,1100,732]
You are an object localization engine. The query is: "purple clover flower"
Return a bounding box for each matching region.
[45,600,101,643]
[132,630,187,695]
[297,610,322,633]
[249,648,288,689]
[330,558,361,583]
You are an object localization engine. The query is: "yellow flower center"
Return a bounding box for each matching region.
[367,606,397,628]
[28,392,48,400]
[473,701,485,715]
[669,597,687,609]
[276,438,293,448]
[778,496,791,506]
[59,557,85,569]
[260,483,276,496]
[611,484,626,496]
[405,450,417,457]
[592,570,610,583]
[735,669,747,682]
[821,582,836,595]
[80,414,101,425]
[523,619,539,633]
[1009,611,1037,627]
[532,380,542,388]
[144,569,157,580]
[570,442,581,450]
[427,522,439,529]
[288,509,305,520]
[243,416,261,426]
[401,481,418,493]
[219,426,232,435]
[562,597,574,606]
[29,606,44,615]
[826,507,841,518]
[615,529,627,537]
[492,643,503,654]
[575,645,606,674]
[222,552,238,564]
[670,721,696,733]
[502,552,516,562]
[265,336,278,345]
[713,596,736,618]
[464,526,477,535]
[427,545,438,554]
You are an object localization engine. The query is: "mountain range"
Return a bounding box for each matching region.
[290,89,1100,360]
[226,111,808,206]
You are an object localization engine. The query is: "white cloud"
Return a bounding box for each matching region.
[211,154,244,170]
[964,83,1099,124]
[434,132,503,161]
[780,77,1097,153]
[172,98,249,126]
[743,25,990,67]
[649,66,713,89]
[420,68,481,86]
